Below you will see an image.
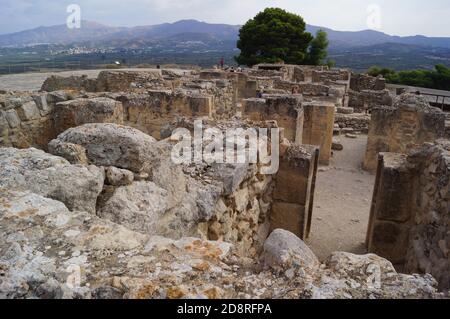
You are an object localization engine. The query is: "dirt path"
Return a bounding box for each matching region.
[306,135,375,261]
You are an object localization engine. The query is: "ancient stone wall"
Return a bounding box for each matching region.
[41,70,165,93]
[254,64,327,83]
[350,73,386,92]
[53,97,124,136]
[41,75,98,92]
[96,70,164,91]
[200,71,257,103]
[334,113,371,133]
[118,90,213,139]
[312,69,350,83]
[182,79,236,118]
[199,70,228,80]
[348,89,393,113]
[274,80,330,96]
[366,141,450,290]
[0,88,215,149]
[242,95,304,143]
[363,94,445,172]
[0,91,72,149]
[202,163,275,256]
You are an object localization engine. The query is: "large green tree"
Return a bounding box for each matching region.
[235,8,314,66]
[307,30,329,65]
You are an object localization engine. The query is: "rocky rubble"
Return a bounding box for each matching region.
[0,189,442,299]
[0,148,104,214]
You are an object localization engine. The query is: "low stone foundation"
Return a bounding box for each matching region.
[335,113,371,133]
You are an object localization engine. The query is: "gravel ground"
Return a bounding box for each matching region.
[306,135,376,261]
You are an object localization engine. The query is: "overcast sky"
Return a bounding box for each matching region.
[1,0,449,36]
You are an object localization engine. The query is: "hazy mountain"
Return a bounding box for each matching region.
[0,20,240,47]
[1,19,449,71]
[0,21,126,46]
[2,19,450,49]
[306,25,450,49]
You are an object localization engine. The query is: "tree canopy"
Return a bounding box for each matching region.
[235,8,329,66]
[307,30,329,65]
[368,65,450,91]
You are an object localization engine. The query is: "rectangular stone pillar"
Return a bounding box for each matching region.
[302,102,335,165]
[270,144,319,240]
[366,153,413,265]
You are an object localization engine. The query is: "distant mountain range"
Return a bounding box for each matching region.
[0,20,240,47]
[1,19,450,71]
[2,19,450,49]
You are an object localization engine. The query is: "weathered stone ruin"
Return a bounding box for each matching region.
[348,72,393,114]
[0,65,449,299]
[363,94,445,172]
[367,141,450,291]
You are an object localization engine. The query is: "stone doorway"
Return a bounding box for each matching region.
[306,135,376,261]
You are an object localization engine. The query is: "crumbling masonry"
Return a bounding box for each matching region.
[0,64,449,298]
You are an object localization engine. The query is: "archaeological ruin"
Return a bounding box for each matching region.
[0,64,449,299]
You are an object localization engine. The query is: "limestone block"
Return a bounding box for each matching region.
[0,110,9,130]
[0,147,104,214]
[302,102,335,165]
[186,95,213,117]
[105,166,135,186]
[4,96,31,110]
[32,94,52,115]
[98,181,168,234]
[368,220,410,265]
[53,97,124,135]
[243,95,303,143]
[233,187,249,213]
[270,202,306,239]
[17,101,40,121]
[375,154,413,223]
[336,107,354,114]
[51,123,157,173]
[46,91,71,104]
[273,165,310,205]
[5,109,20,128]
[48,140,89,165]
[263,229,319,270]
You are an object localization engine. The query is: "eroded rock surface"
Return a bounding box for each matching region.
[0,148,104,213]
[49,123,157,173]
[0,191,442,299]
[98,181,168,234]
